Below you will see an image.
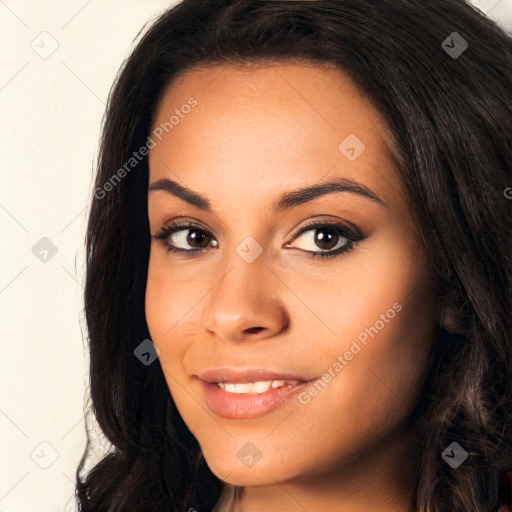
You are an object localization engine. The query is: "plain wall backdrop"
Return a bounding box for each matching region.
[1,1,510,510]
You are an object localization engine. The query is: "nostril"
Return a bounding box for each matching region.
[244,326,265,334]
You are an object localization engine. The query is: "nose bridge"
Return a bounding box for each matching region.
[201,246,289,341]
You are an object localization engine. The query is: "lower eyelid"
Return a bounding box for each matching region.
[155,220,359,238]
[156,222,362,255]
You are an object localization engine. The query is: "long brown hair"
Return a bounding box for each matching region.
[77,1,512,510]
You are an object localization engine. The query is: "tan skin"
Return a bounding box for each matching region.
[145,61,437,512]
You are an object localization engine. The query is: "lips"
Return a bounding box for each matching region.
[196,367,313,384]
[195,367,316,419]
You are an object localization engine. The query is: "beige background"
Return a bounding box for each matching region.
[1,1,510,510]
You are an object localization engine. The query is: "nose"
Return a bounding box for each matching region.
[201,255,290,342]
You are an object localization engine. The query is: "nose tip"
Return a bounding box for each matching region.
[202,278,290,342]
[200,250,292,342]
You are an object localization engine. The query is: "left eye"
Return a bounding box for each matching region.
[291,226,348,251]
[284,222,361,257]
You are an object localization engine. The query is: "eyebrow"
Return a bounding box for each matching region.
[148,176,387,212]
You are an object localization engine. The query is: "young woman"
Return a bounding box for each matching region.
[76,1,512,511]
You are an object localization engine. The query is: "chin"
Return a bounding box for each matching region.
[202,447,297,487]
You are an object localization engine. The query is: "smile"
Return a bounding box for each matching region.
[216,379,302,394]
[195,368,316,419]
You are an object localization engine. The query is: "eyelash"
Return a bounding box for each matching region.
[152,219,364,260]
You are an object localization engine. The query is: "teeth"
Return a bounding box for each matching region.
[216,380,301,394]
[225,382,253,394]
[251,381,272,393]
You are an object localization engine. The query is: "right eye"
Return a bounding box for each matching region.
[153,221,219,254]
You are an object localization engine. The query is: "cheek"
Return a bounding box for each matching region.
[145,265,168,344]
[291,229,434,365]
[145,256,194,363]
[145,260,202,416]
[339,226,434,347]
[292,248,435,465]
[312,232,435,414]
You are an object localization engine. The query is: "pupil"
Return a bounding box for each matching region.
[184,228,341,251]
[188,229,210,248]
[315,228,338,250]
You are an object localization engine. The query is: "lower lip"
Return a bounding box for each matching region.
[201,380,312,419]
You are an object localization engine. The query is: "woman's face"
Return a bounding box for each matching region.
[146,61,436,498]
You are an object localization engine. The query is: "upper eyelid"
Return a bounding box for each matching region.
[292,219,362,239]
[155,218,362,244]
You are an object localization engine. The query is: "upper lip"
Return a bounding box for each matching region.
[195,367,315,384]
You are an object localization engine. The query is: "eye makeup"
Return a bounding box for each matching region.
[152,217,365,260]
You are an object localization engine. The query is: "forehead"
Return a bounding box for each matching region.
[154,60,382,130]
[149,61,405,211]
